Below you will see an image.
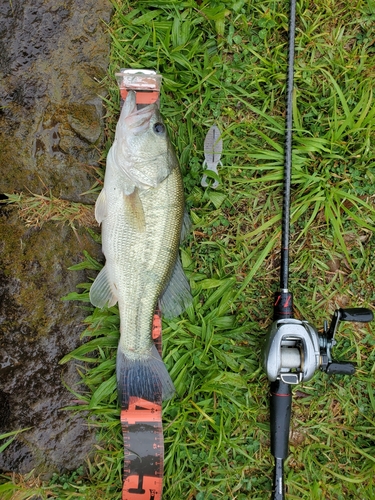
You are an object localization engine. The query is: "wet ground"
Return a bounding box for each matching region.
[0,0,112,476]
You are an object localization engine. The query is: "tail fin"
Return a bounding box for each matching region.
[116,344,175,407]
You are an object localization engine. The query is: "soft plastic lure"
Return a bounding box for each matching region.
[201,124,223,189]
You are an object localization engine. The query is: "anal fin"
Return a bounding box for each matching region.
[159,255,192,319]
[180,208,191,242]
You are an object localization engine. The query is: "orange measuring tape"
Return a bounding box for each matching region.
[121,311,164,500]
[120,88,160,104]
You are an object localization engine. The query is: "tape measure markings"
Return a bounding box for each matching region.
[121,310,164,500]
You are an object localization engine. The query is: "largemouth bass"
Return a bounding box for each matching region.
[89,91,191,405]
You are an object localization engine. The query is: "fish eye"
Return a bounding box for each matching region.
[153,122,165,134]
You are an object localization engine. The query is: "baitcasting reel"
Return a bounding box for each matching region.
[262,300,373,500]
[263,307,373,385]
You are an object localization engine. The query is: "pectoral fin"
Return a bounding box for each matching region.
[89,264,118,308]
[95,189,107,225]
[159,255,192,318]
[123,188,146,232]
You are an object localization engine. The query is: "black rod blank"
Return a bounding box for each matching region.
[280,0,297,292]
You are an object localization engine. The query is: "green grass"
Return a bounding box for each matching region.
[2,0,375,498]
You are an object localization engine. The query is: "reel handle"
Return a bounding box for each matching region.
[326,308,373,340]
[339,308,373,323]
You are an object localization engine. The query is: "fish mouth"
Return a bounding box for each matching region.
[123,91,157,135]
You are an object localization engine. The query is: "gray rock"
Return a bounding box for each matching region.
[0,0,112,203]
[0,0,112,476]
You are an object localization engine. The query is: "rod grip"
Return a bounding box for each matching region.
[270,380,291,499]
[270,380,292,459]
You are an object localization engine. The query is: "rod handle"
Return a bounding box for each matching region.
[270,380,292,499]
[270,380,292,459]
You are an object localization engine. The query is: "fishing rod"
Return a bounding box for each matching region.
[261,1,373,498]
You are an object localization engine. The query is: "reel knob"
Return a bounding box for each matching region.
[339,308,373,323]
[325,362,355,376]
